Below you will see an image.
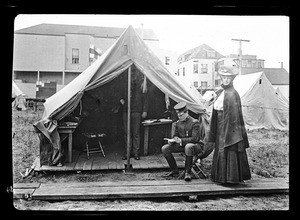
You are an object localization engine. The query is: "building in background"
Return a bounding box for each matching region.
[176,44,224,93]
[224,54,265,69]
[152,47,178,76]
[13,24,288,100]
[13,23,176,98]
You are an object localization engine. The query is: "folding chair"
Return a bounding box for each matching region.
[178,153,207,180]
[190,155,207,179]
[83,133,106,159]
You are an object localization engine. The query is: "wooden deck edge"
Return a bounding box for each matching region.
[32,187,289,201]
[31,178,289,201]
[35,178,288,189]
[13,183,40,199]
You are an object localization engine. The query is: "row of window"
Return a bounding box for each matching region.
[176,63,209,76]
[71,48,99,64]
[193,63,208,74]
[194,81,207,88]
[73,48,173,67]
[193,79,221,88]
[178,50,216,63]
[60,48,222,89]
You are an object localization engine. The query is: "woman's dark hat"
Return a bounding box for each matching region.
[218,65,238,76]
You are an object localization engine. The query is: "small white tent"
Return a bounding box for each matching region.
[233,71,289,130]
[203,72,289,130]
[12,81,24,98]
[12,81,27,110]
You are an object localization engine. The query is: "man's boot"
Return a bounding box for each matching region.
[184,155,194,181]
[162,155,179,177]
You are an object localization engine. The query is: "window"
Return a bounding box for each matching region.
[165,56,170,65]
[183,67,185,76]
[193,63,198,74]
[207,50,216,58]
[215,79,221,87]
[248,60,252,67]
[201,81,208,88]
[242,60,247,68]
[72,48,79,64]
[177,69,180,76]
[201,64,208,74]
[194,81,198,87]
[258,61,262,68]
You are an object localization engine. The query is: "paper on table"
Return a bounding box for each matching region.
[159,119,172,123]
[163,138,176,142]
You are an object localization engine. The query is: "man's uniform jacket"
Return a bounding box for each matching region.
[173,115,205,147]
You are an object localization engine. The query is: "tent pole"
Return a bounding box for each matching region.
[125,65,133,171]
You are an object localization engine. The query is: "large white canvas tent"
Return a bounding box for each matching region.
[34,25,208,166]
[233,71,289,130]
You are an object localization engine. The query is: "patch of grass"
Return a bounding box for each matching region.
[12,108,42,182]
[247,128,289,178]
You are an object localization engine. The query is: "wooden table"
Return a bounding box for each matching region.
[142,120,173,156]
[58,125,77,163]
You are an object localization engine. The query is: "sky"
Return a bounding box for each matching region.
[14,14,289,71]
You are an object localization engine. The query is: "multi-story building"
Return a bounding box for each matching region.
[176,44,224,91]
[222,54,265,68]
[152,47,178,76]
[13,23,176,98]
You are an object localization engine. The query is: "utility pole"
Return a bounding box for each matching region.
[140,23,144,40]
[232,38,250,75]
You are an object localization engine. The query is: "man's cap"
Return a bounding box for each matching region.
[174,102,187,112]
[218,65,238,76]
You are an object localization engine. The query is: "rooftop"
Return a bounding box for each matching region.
[178,44,224,62]
[241,68,289,85]
[15,23,159,41]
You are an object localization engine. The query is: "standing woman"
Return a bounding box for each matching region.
[207,65,251,184]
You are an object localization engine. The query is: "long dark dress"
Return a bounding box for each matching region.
[208,83,251,184]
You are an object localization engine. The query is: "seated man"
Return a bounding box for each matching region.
[161,102,205,181]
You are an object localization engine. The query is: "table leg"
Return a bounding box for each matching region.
[143,126,149,156]
[68,133,72,163]
[165,124,172,138]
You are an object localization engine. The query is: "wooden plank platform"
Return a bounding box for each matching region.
[13,183,41,199]
[15,178,288,201]
[35,151,185,172]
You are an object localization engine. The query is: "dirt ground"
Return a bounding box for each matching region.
[11,108,290,212]
[13,192,288,211]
